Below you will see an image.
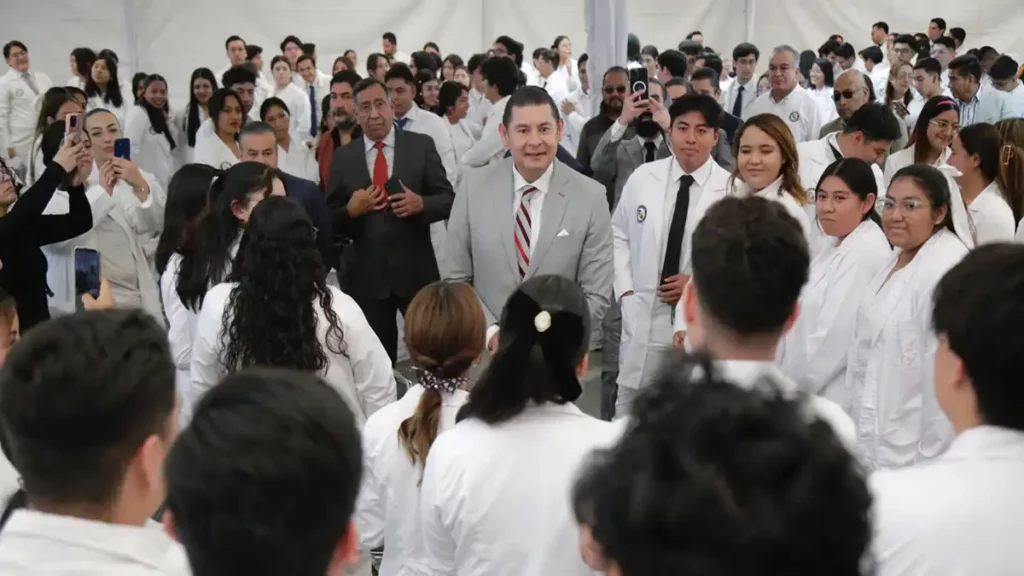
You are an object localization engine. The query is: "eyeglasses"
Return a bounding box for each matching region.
[832,89,860,102]
[880,198,929,213]
[929,119,960,133]
[603,85,627,95]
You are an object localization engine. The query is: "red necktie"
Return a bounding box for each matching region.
[372,141,388,190]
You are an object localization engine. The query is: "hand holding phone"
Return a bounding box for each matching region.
[114,138,131,161]
[629,68,649,101]
[65,113,83,144]
[73,248,102,311]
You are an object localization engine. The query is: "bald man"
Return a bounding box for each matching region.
[820,70,907,153]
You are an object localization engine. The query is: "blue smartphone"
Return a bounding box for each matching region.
[114,138,131,161]
[73,247,101,310]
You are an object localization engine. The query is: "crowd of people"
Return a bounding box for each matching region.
[0,14,1022,576]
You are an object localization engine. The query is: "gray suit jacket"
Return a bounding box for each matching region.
[442,157,613,328]
[820,115,909,155]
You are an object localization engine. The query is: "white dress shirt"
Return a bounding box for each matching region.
[871,426,1024,576]
[278,139,318,181]
[0,509,191,576]
[723,77,757,118]
[467,87,492,127]
[0,69,52,159]
[364,128,396,180]
[744,84,822,143]
[968,181,1016,245]
[356,385,470,576]
[190,282,396,428]
[270,82,312,137]
[462,95,510,168]
[397,105,458,186]
[1003,81,1024,117]
[420,402,620,576]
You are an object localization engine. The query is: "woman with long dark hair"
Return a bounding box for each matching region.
[66,47,95,90]
[179,68,218,164]
[125,74,179,189]
[269,55,311,136]
[357,281,483,574]
[808,58,838,125]
[780,158,891,411]
[884,96,959,185]
[157,164,221,426]
[949,123,1018,244]
[84,54,128,125]
[846,164,972,470]
[420,275,617,576]
[25,87,83,186]
[190,196,395,423]
[192,88,243,169]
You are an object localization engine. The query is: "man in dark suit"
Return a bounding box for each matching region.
[689,67,741,142]
[238,122,335,269]
[327,78,454,361]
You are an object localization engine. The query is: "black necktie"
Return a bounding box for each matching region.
[662,175,694,281]
[732,85,744,118]
[643,141,657,163]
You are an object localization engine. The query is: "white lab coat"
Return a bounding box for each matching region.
[467,87,492,128]
[0,509,191,575]
[744,85,822,143]
[270,82,311,137]
[533,73,571,105]
[462,95,510,168]
[560,88,593,158]
[732,176,813,243]
[968,181,1015,245]
[192,129,240,170]
[160,253,197,428]
[278,140,318,182]
[0,69,52,163]
[356,385,470,576]
[420,402,619,576]
[846,228,967,470]
[870,425,1024,576]
[124,105,180,190]
[190,282,396,428]
[1003,81,1024,117]
[613,157,730,389]
[41,169,165,322]
[176,104,209,165]
[398,105,458,188]
[808,86,839,126]
[85,81,132,127]
[883,145,951,187]
[778,220,892,413]
[446,118,482,174]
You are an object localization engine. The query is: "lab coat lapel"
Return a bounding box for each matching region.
[865,231,944,343]
[499,158,520,276]
[527,164,568,279]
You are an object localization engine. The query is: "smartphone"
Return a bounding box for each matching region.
[384,177,404,198]
[629,68,649,100]
[65,113,83,144]
[73,247,101,310]
[114,138,131,161]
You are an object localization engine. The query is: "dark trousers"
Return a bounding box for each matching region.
[600,297,621,421]
[355,293,412,364]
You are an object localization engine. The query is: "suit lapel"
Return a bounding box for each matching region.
[499,158,519,275]
[527,163,568,279]
[347,137,372,188]
[391,129,405,184]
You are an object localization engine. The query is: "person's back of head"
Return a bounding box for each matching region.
[843,102,903,142]
[677,40,702,57]
[656,49,687,79]
[457,275,590,425]
[684,197,809,350]
[221,64,257,90]
[165,368,362,576]
[0,310,177,524]
[933,244,1024,433]
[989,55,1020,82]
[860,45,884,66]
[572,353,871,576]
[481,57,520,98]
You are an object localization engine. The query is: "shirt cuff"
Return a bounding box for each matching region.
[485,324,500,346]
[608,121,627,142]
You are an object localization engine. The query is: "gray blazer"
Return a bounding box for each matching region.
[442,157,613,328]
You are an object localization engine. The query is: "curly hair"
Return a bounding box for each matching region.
[222,196,345,372]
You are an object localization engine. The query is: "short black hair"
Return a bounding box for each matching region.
[221,65,257,89]
[383,32,397,44]
[501,86,559,127]
[245,44,262,60]
[949,27,966,46]
[989,55,1020,81]
[689,67,720,93]
[835,42,856,60]
[302,43,316,56]
[296,54,315,68]
[686,30,703,40]
[933,36,956,52]
[439,80,469,115]
[257,98,289,121]
[366,53,387,76]
[384,62,416,86]
[873,21,890,34]
[691,197,808,336]
[574,353,871,576]
[913,57,942,76]
[893,34,917,51]
[702,53,723,77]
[641,45,659,59]
[467,53,488,74]
[677,40,702,57]
[224,35,245,51]
[481,57,520,97]
[352,77,388,102]
[664,77,691,91]
[818,39,839,58]
[656,49,687,79]
[859,46,884,65]
[2,41,27,59]
[533,48,557,65]
[949,54,983,82]
[667,93,721,129]
[331,69,362,90]
[424,41,440,52]
[279,35,303,53]
[843,102,902,143]
[165,368,362,576]
[933,244,1024,431]
[0,310,176,509]
[931,17,947,31]
[732,42,760,62]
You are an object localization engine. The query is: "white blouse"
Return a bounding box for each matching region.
[270,82,312,137]
[190,283,396,427]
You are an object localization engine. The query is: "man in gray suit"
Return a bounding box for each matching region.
[949,55,1015,126]
[444,86,613,351]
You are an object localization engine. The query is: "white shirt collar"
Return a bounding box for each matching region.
[973,180,1003,206]
[398,104,421,122]
[670,155,715,188]
[513,160,555,195]
[715,359,798,394]
[363,126,396,153]
[944,425,1024,460]
[769,84,804,105]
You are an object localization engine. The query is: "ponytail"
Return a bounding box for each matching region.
[398,364,470,473]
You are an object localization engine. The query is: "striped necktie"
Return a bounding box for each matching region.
[514,186,538,278]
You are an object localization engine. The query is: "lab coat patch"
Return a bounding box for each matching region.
[13,88,23,98]
[789,111,800,122]
[637,205,647,223]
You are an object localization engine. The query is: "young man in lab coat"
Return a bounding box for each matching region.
[164,369,363,576]
[611,93,731,418]
[870,244,1024,576]
[0,41,53,175]
[672,197,856,445]
[0,310,189,575]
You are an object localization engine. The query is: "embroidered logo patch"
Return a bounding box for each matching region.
[789,111,800,122]
[637,205,647,223]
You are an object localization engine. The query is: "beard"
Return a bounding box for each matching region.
[635,116,660,139]
[332,112,356,132]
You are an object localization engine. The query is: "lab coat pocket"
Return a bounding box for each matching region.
[620,295,638,340]
[898,322,921,370]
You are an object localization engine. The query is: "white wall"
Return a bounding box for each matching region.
[2,0,1022,107]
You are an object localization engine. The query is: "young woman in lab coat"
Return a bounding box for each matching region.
[883,96,958,186]
[66,47,95,90]
[778,158,892,414]
[420,275,619,576]
[948,123,1018,245]
[84,55,129,126]
[259,97,317,181]
[846,164,972,470]
[179,68,218,165]
[124,74,179,190]
[190,196,396,422]
[357,281,484,576]
[729,113,813,240]
[25,88,83,186]
[439,81,482,174]
[552,35,580,93]
[192,88,243,169]
[268,56,310,137]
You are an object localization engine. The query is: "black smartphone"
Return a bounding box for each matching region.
[384,177,404,197]
[73,247,101,310]
[629,68,649,100]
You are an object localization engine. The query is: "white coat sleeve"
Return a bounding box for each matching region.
[420,449,459,576]
[800,258,864,395]
[294,94,312,138]
[337,291,397,419]
[434,121,459,188]
[161,260,192,373]
[354,428,387,550]
[189,290,227,405]
[915,279,954,463]
[43,186,117,251]
[460,115,504,168]
[118,173,165,237]
[0,79,11,155]
[611,175,634,299]
[124,107,148,163]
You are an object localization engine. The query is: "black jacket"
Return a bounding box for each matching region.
[278,171,335,271]
[0,165,92,332]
